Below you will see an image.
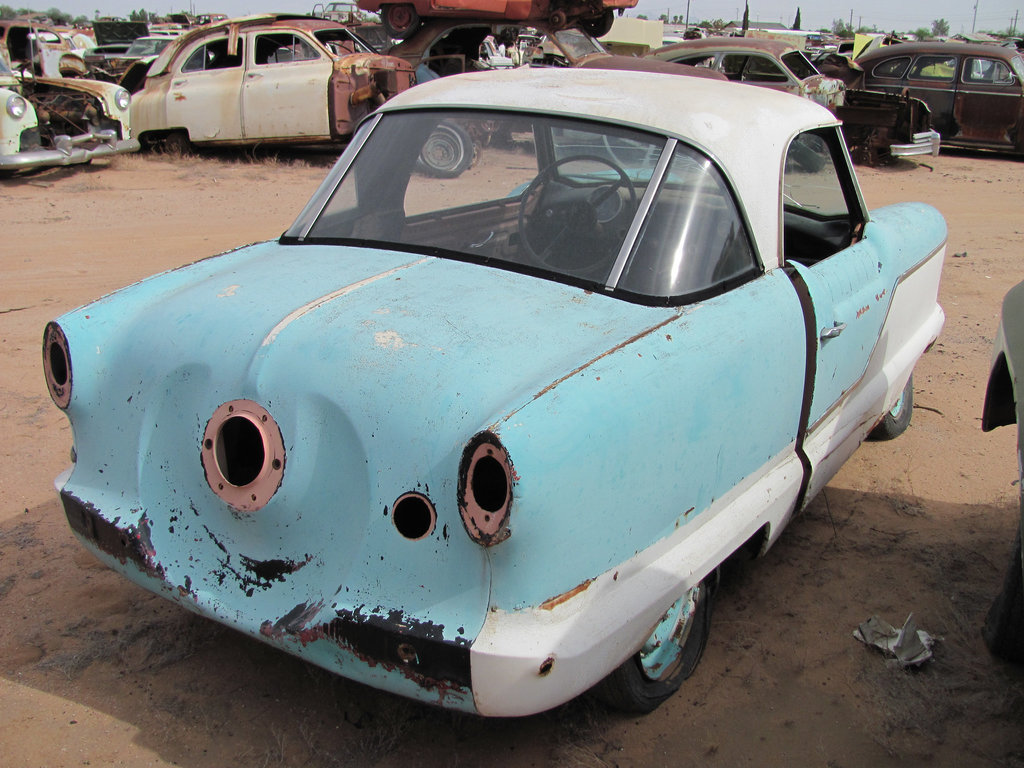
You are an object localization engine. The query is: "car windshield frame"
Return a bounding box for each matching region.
[284,108,761,306]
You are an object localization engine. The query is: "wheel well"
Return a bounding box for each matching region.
[983,352,1017,431]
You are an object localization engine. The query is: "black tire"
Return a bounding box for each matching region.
[580,10,614,37]
[983,527,1024,662]
[381,3,420,40]
[416,122,474,178]
[591,579,712,713]
[161,130,193,156]
[869,374,913,440]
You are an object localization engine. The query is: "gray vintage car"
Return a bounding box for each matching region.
[859,42,1024,155]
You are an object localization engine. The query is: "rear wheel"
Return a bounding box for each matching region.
[983,527,1024,661]
[592,578,713,713]
[869,375,913,440]
[381,3,420,39]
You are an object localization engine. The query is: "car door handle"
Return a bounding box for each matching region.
[247,72,263,79]
[820,322,847,340]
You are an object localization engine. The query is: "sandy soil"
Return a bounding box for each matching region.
[2,147,1024,767]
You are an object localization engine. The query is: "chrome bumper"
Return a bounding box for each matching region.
[890,130,941,158]
[0,128,140,171]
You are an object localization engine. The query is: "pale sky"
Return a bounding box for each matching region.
[35,0,1024,36]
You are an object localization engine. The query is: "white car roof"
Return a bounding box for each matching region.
[380,67,841,265]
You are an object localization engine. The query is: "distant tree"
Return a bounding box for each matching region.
[636,13,647,19]
[831,18,854,37]
[792,7,801,30]
[129,8,151,21]
[0,5,16,19]
[741,1,749,34]
[911,26,930,40]
[659,13,668,22]
[72,14,88,25]
[931,18,950,37]
[699,18,727,32]
[46,6,70,23]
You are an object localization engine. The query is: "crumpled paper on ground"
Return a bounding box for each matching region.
[853,613,935,667]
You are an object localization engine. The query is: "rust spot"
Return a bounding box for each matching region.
[538,656,555,676]
[856,304,870,318]
[61,492,164,579]
[173,93,186,101]
[540,578,594,611]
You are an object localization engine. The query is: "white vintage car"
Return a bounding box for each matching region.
[127,14,414,152]
[0,50,137,171]
[44,68,946,716]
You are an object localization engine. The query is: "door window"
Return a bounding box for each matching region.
[181,38,244,72]
[963,57,1015,84]
[908,55,956,81]
[254,33,320,65]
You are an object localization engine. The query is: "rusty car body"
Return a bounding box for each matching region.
[0,48,138,171]
[981,279,1024,662]
[648,37,941,163]
[44,67,946,716]
[858,41,1024,155]
[127,14,414,151]
[357,0,636,40]
[0,19,86,77]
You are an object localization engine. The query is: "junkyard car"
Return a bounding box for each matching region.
[648,37,940,163]
[0,19,86,77]
[85,34,175,82]
[357,0,635,39]
[858,42,1024,155]
[128,14,414,151]
[0,49,138,171]
[43,67,946,716]
[981,280,1024,661]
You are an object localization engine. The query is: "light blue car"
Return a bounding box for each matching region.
[42,67,946,716]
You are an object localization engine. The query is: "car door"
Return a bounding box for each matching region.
[954,55,1024,150]
[779,129,911,500]
[166,36,244,142]
[241,30,332,140]
[902,52,959,137]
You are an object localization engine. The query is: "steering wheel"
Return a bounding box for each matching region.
[518,154,637,270]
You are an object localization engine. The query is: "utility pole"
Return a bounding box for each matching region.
[972,1,978,32]
[1012,10,1019,36]
[685,0,690,28]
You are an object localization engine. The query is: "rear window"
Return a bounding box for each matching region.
[963,57,1015,84]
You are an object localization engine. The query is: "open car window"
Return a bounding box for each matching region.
[294,110,759,304]
[181,38,244,72]
[783,129,864,266]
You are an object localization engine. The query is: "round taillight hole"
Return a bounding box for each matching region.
[202,400,285,512]
[43,322,72,409]
[48,342,68,387]
[392,493,436,540]
[471,455,508,512]
[216,415,265,487]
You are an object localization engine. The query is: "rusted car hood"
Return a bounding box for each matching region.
[578,53,727,80]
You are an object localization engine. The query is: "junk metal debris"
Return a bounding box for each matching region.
[854,613,935,666]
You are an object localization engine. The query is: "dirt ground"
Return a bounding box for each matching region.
[2,146,1024,768]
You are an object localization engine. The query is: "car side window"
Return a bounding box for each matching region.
[721,54,746,80]
[742,55,789,83]
[620,146,758,298]
[181,38,244,72]
[254,33,320,65]
[782,129,862,266]
[674,53,716,69]
[963,57,1014,85]
[909,55,957,81]
[871,56,910,79]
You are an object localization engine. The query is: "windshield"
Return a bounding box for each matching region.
[291,110,757,303]
[125,38,171,56]
[0,55,12,75]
